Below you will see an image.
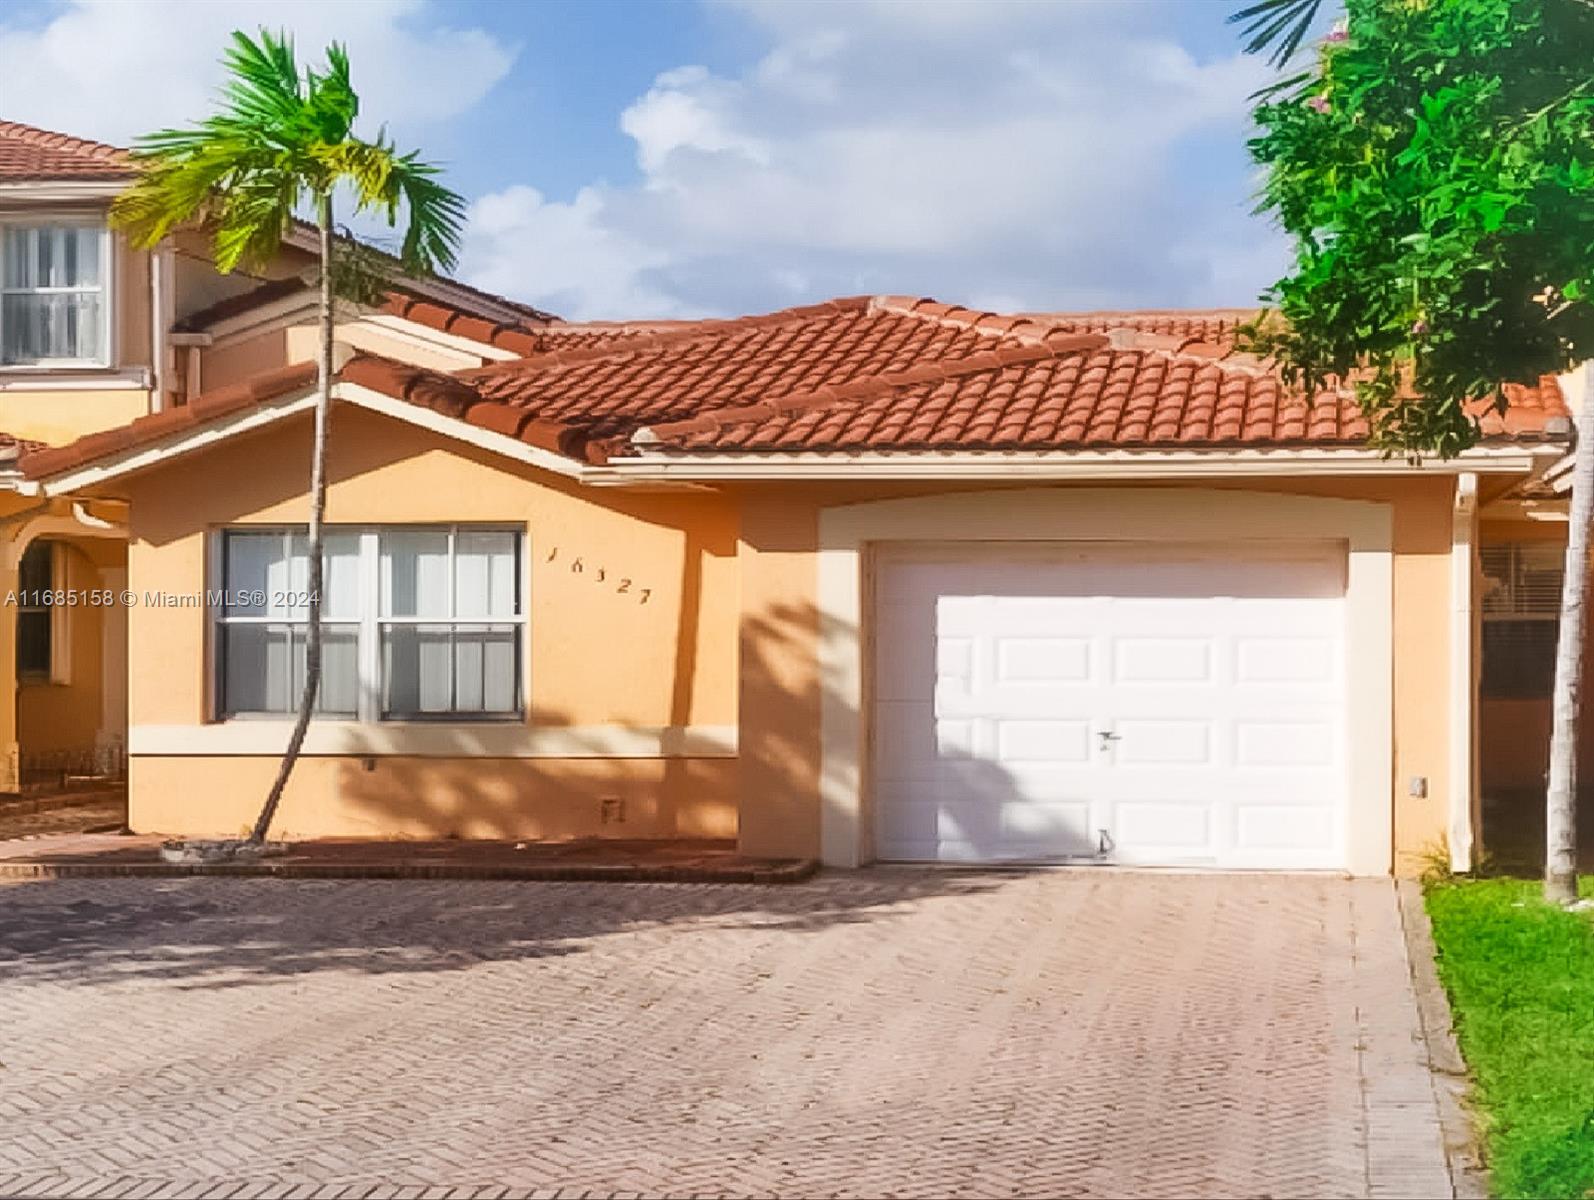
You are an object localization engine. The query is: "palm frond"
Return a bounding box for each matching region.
[1229,0,1326,67]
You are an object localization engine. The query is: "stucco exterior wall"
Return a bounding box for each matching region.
[734,475,1458,877]
[119,404,740,840]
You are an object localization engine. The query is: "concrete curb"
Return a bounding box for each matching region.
[0,856,821,885]
[1396,879,1489,1200]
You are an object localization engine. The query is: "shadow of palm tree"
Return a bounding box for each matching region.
[0,868,1016,990]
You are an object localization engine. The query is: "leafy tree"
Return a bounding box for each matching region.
[113,31,466,850]
[1239,0,1594,902]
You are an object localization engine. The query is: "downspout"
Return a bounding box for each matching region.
[148,241,168,411]
[1450,472,1479,871]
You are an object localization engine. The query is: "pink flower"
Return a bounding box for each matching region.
[1325,20,1349,43]
[1411,319,1429,336]
[1307,95,1331,114]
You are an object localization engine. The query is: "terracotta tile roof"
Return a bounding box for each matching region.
[172,280,561,349]
[0,121,132,180]
[21,296,1572,481]
[20,361,320,480]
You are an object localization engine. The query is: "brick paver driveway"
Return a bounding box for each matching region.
[0,871,1451,1199]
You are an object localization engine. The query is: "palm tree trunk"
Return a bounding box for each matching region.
[1545,362,1592,904]
[249,193,333,845]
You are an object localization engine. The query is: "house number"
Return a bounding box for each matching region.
[542,547,653,604]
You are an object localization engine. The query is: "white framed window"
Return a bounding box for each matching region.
[0,220,112,367]
[214,526,524,722]
[1481,541,1564,699]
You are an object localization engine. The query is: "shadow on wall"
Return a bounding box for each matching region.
[739,598,1048,865]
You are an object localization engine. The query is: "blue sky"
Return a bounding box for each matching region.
[0,0,1311,321]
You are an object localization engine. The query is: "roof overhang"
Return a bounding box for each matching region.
[27,383,1565,497]
[589,443,1566,484]
[28,381,596,496]
[0,180,126,203]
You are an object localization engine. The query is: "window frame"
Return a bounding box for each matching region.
[0,214,115,370]
[210,524,528,724]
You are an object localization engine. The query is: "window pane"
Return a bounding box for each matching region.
[381,530,450,618]
[380,623,519,716]
[2,228,28,288]
[453,624,519,712]
[220,623,357,716]
[17,611,51,677]
[381,623,456,714]
[1,292,102,363]
[18,540,51,594]
[291,624,359,716]
[286,531,360,619]
[454,531,518,618]
[224,532,288,616]
[221,623,293,713]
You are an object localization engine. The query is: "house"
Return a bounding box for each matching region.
[1,120,1582,876]
[0,119,556,791]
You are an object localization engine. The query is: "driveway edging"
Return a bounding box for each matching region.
[1396,878,1489,1200]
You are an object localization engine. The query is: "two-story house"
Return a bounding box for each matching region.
[0,120,556,795]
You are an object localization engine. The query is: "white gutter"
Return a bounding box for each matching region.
[591,444,1566,484]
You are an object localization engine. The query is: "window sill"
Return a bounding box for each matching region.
[128,722,738,759]
[0,367,149,391]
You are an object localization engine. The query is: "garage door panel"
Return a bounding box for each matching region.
[1234,720,1339,768]
[1112,638,1215,684]
[1112,802,1215,855]
[993,636,1092,683]
[1234,804,1339,854]
[1112,719,1216,766]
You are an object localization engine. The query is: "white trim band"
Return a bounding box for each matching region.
[129,722,739,758]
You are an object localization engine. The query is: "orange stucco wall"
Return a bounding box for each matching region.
[119,404,740,840]
[732,475,1459,877]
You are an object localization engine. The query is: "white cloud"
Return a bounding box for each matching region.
[462,0,1285,320]
[0,0,513,146]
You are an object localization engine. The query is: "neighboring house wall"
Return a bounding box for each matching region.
[119,405,740,840]
[733,474,1460,877]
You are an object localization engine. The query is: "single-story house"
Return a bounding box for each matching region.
[18,291,1576,876]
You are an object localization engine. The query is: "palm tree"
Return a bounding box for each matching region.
[113,30,466,848]
[1229,0,1327,66]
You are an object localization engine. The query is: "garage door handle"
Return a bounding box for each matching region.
[1096,731,1121,748]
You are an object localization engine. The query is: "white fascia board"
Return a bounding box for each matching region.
[596,444,1564,482]
[0,180,127,202]
[34,390,320,495]
[33,382,598,495]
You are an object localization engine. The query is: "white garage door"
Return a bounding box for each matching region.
[872,543,1348,868]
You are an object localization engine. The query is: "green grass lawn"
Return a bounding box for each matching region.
[1426,877,1594,1199]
